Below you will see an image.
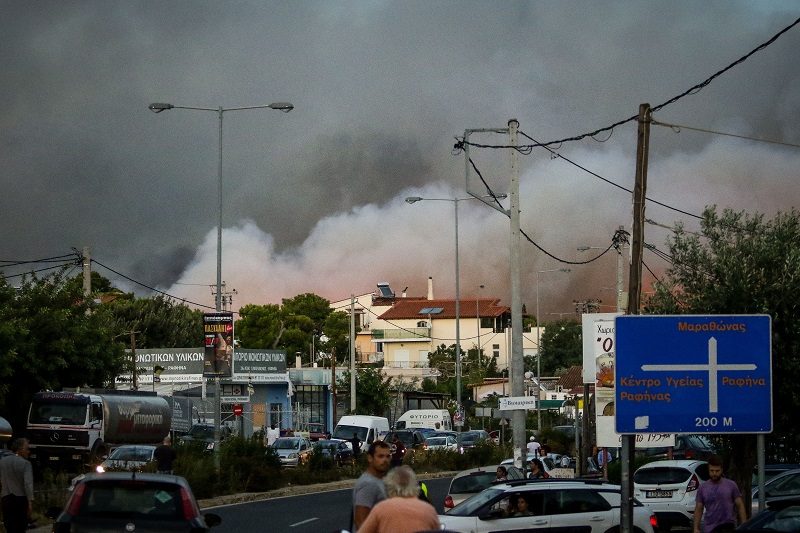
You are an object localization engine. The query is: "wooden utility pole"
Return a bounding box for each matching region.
[621,103,651,533]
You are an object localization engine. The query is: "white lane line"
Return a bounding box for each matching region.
[290,517,319,528]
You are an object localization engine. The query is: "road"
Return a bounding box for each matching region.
[207,476,452,533]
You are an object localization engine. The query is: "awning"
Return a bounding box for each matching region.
[540,400,565,408]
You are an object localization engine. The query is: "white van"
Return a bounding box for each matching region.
[394,409,452,431]
[331,415,390,452]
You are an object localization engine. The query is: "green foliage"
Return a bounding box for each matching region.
[538,319,582,376]
[0,269,128,435]
[644,207,800,496]
[337,368,392,416]
[100,294,203,348]
[236,304,285,348]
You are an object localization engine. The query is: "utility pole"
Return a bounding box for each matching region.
[350,294,356,413]
[621,103,651,533]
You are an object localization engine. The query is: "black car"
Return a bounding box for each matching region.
[46,472,222,532]
[640,434,718,461]
[738,495,800,532]
[179,423,233,452]
[384,430,426,462]
[313,439,355,466]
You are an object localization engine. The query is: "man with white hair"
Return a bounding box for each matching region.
[357,465,439,533]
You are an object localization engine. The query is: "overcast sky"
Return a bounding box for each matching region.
[3,1,800,319]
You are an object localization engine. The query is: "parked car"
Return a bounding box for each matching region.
[96,445,156,473]
[179,423,233,452]
[440,478,658,533]
[739,495,800,531]
[443,464,525,510]
[313,439,354,466]
[424,435,458,452]
[271,436,312,467]
[640,434,718,461]
[46,472,222,532]
[501,454,557,476]
[751,467,800,513]
[752,464,800,486]
[633,459,710,532]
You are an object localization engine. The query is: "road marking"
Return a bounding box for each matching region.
[290,518,319,528]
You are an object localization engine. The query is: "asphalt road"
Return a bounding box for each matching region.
[207,476,453,533]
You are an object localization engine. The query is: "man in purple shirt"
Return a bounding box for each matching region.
[694,455,747,533]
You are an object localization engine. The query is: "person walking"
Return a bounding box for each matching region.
[527,436,541,457]
[389,434,406,468]
[357,465,440,533]
[350,432,362,458]
[0,438,34,533]
[693,455,747,533]
[597,447,612,467]
[352,440,391,531]
[154,436,178,474]
[266,424,280,447]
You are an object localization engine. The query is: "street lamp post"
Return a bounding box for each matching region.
[405,193,506,447]
[149,100,293,456]
[535,267,570,431]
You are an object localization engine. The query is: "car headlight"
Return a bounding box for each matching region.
[289,453,298,459]
[95,465,106,474]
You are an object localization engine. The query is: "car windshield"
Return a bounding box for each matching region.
[187,425,214,438]
[634,466,694,484]
[427,438,447,446]
[447,487,504,516]
[391,433,415,445]
[29,402,88,425]
[683,435,715,450]
[77,480,186,521]
[108,447,153,462]
[449,472,496,494]
[331,425,367,441]
[273,438,299,450]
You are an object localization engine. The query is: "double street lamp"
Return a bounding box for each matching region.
[535,267,570,430]
[405,193,506,444]
[149,100,293,456]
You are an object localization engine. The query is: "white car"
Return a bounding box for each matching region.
[501,454,557,475]
[440,478,658,533]
[633,459,710,532]
[425,435,458,452]
[271,436,312,467]
[443,464,525,510]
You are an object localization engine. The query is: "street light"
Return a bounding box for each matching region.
[535,267,570,431]
[405,193,507,445]
[149,99,293,456]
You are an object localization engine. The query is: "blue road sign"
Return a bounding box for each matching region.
[615,315,772,434]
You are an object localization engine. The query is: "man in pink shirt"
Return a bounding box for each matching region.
[358,465,439,533]
[694,455,747,533]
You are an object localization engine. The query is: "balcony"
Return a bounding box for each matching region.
[371,328,430,341]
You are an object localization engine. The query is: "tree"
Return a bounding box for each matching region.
[100,294,203,348]
[236,304,285,348]
[337,368,392,416]
[538,319,582,375]
[0,269,127,436]
[644,207,800,514]
[320,311,357,366]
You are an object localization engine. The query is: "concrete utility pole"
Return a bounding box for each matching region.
[350,294,356,412]
[82,247,91,298]
[621,103,651,533]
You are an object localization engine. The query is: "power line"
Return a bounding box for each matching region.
[652,120,800,149]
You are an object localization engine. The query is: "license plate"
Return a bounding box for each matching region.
[646,490,673,498]
[49,456,60,461]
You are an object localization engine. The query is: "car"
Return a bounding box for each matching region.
[424,435,458,452]
[179,423,233,452]
[501,454,557,476]
[313,439,354,466]
[271,436,312,467]
[640,434,718,461]
[751,467,800,513]
[738,495,800,531]
[633,459,710,532]
[45,472,222,532]
[96,445,157,473]
[439,478,658,533]
[383,430,427,463]
[751,464,800,486]
[460,430,492,449]
[443,464,526,510]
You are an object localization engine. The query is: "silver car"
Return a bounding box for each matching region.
[96,445,157,473]
[444,464,525,510]
[271,436,312,467]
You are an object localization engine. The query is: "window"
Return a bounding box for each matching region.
[493,344,500,359]
[293,386,327,426]
[544,489,610,515]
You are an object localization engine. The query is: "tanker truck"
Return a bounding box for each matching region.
[26,389,171,470]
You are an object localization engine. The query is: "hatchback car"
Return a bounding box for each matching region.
[444,464,525,510]
[633,459,710,531]
[440,478,657,533]
[46,472,222,533]
[271,436,312,467]
[97,445,157,473]
[179,423,233,452]
[313,439,354,466]
[751,468,800,513]
[461,430,492,449]
[640,434,718,461]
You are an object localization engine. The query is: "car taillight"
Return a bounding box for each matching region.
[180,487,200,520]
[65,483,86,516]
[650,513,658,529]
[444,495,454,509]
[685,449,695,459]
[686,473,700,492]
